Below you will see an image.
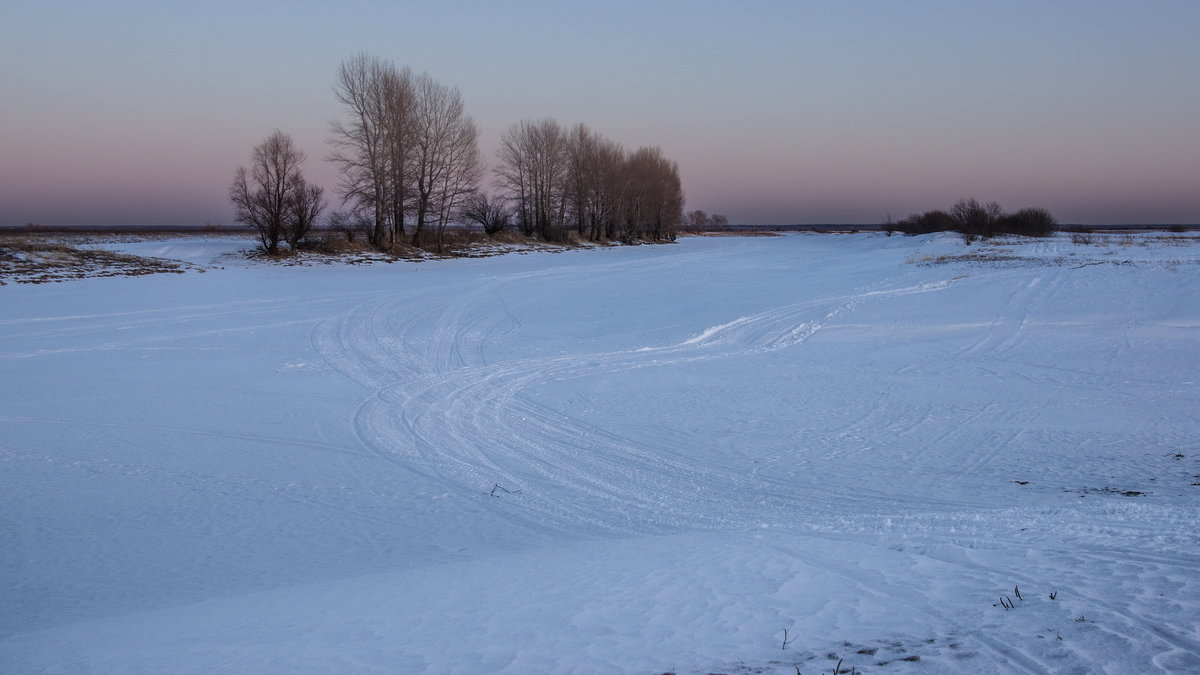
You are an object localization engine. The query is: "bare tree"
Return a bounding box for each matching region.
[594,138,628,241]
[460,192,512,235]
[493,118,685,243]
[565,124,631,242]
[495,119,569,239]
[230,130,323,254]
[409,73,482,251]
[284,182,326,249]
[565,123,598,236]
[686,209,709,233]
[328,54,415,249]
[951,198,1005,238]
[623,146,683,242]
[710,214,729,231]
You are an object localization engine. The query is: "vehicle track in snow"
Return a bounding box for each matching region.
[312,247,972,536]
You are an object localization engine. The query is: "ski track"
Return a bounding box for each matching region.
[309,249,977,537]
[5,233,1198,672]
[302,236,1199,671]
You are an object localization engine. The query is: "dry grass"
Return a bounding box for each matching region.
[909,251,1054,268]
[909,232,1200,269]
[0,236,191,285]
[254,229,603,266]
[1065,232,1200,249]
[685,230,782,237]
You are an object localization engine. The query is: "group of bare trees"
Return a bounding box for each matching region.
[328,54,481,252]
[229,131,325,254]
[494,119,683,243]
[889,198,1057,238]
[684,209,729,233]
[231,53,689,253]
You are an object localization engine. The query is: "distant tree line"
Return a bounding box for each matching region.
[684,209,729,233]
[231,53,686,253]
[887,199,1057,239]
[493,119,684,243]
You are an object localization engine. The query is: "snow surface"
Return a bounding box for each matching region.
[2,232,1199,673]
[73,235,254,267]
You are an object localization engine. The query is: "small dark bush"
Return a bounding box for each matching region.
[997,207,1056,237]
[896,209,957,235]
[951,198,1004,238]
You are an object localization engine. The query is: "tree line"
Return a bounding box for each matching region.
[231,54,686,253]
[492,119,683,243]
[684,210,729,233]
[887,198,1057,239]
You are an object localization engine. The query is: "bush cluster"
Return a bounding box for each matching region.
[887,199,1056,238]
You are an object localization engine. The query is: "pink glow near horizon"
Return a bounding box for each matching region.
[2,1,1197,227]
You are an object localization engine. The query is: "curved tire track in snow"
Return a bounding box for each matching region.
[315,250,968,536]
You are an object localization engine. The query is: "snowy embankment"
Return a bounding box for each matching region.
[2,232,1198,673]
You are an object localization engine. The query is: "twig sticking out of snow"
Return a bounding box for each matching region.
[781,627,798,650]
[489,483,521,497]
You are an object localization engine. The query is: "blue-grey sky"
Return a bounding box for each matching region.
[2,0,1198,227]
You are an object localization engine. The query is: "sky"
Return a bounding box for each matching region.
[2,0,1198,227]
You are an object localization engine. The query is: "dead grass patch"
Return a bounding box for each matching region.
[255,230,603,266]
[693,230,782,237]
[908,251,1058,268]
[0,236,192,285]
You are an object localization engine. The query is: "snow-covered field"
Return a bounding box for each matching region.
[2,232,1198,673]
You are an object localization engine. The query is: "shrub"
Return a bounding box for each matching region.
[951,198,1004,238]
[997,207,1056,237]
[896,209,957,235]
[893,200,1057,238]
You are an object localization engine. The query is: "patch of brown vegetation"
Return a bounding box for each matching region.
[692,230,782,237]
[0,236,191,285]
[908,251,1056,267]
[268,229,607,266]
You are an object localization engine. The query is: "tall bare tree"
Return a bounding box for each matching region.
[409,73,481,250]
[230,130,324,254]
[622,146,683,242]
[565,123,628,241]
[594,137,628,241]
[328,54,414,249]
[565,123,598,236]
[495,119,569,239]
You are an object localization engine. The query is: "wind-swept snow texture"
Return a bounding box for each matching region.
[2,233,1199,673]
